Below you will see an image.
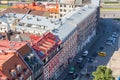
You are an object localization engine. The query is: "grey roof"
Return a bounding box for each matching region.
[52,20,77,42]
[52,5,97,42]
[70,5,97,25]
[0,5,97,43]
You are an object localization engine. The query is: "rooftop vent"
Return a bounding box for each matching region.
[27,16,32,20]
[78,12,81,14]
[37,17,41,21]
[82,9,86,11]
[88,6,92,9]
[55,21,59,25]
[66,18,73,20]
[53,28,59,33]
[50,19,55,23]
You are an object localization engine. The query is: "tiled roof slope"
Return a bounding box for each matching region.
[0,51,32,80]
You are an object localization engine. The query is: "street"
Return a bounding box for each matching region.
[62,19,120,80]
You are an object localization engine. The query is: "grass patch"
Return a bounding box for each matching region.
[113,18,120,21]
[0,5,10,9]
[104,2,119,4]
[100,8,120,11]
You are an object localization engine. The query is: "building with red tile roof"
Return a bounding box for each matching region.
[30,32,62,80]
[0,40,44,80]
[0,49,32,80]
[31,32,61,60]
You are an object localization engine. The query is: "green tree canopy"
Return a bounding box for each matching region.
[92,65,115,80]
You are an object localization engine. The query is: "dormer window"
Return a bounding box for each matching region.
[16,64,22,72]
[10,69,16,76]
[29,54,35,61]
[23,69,29,75]
[19,74,24,80]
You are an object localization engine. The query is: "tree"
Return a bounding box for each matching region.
[92,65,115,80]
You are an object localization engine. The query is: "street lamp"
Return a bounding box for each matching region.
[93,60,98,70]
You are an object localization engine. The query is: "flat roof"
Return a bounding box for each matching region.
[0,5,97,42]
[53,5,97,41]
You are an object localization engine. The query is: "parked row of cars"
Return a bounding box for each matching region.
[105,32,118,46]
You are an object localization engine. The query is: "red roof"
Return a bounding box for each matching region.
[0,51,32,80]
[31,32,61,59]
[11,2,59,14]
[0,40,27,51]
[0,71,7,80]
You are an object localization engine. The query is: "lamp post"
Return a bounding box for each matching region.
[93,60,97,70]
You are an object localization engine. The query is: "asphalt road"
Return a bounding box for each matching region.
[63,18,120,80]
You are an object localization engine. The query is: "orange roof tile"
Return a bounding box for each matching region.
[0,53,14,67]
[0,40,27,51]
[11,2,59,14]
[0,52,32,79]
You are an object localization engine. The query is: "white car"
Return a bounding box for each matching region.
[112,32,118,38]
[105,41,113,46]
[76,57,83,63]
[82,51,88,57]
[107,36,116,44]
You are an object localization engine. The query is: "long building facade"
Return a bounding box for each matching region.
[0,1,100,80]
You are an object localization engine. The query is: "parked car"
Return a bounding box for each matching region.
[99,46,104,50]
[98,52,106,57]
[82,50,88,57]
[79,63,84,69]
[69,67,75,74]
[88,57,95,63]
[112,32,118,38]
[105,40,113,46]
[92,52,98,57]
[72,73,79,79]
[76,57,83,64]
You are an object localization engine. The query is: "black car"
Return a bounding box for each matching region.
[88,57,95,63]
[92,52,98,57]
[79,64,84,69]
[99,46,104,50]
[72,73,79,79]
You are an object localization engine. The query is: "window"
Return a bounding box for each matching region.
[55,16,57,18]
[16,64,22,72]
[64,9,66,12]
[60,4,62,7]
[10,69,16,76]
[60,14,62,17]
[60,9,62,12]
[64,4,66,7]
